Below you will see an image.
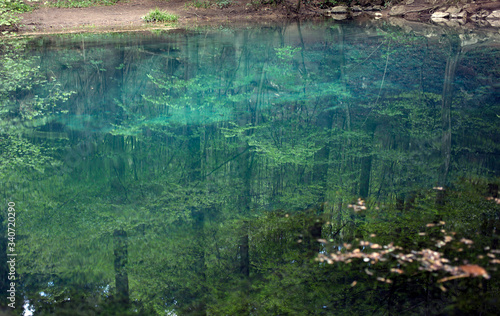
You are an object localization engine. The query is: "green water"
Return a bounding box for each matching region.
[1,21,500,315]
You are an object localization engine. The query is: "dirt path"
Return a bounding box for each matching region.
[17,0,500,35]
[19,0,294,34]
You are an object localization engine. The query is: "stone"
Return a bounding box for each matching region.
[476,19,490,27]
[351,5,363,12]
[431,12,450,19]
[329,6,348,14]
[446,7,462,15]
[487,19,500,27]
[330,14,348,20]
[390,5,408,16]
[443,20,462,27]
[476,10,490,19]
[356,0,382,6]
[405,0,414,5]
[486,10,500,20]
[365,5,382,11]
[432,17,449,23]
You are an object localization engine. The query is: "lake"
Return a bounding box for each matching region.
[1,20,499,315]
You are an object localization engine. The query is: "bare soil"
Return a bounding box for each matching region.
[18,0,310,34]
[16,0,500,35]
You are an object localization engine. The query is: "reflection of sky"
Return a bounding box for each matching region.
[23,300,34,316]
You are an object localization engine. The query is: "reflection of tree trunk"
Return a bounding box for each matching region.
[297,21,308,81]
[359,121,377,199]
[113,229,129,308]
[308,220,323,256]
[192,210,206,276]
[192,210,207,315]
[239,222,250,278]
[337,25,351,134]
[313,110,333,193]
[335,24,352,200]
[238,225,250,316]
[437,34,460,204]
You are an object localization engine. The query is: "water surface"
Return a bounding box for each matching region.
[1,21,499,315]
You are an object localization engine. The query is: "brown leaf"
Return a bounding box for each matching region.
[459,264,490,279]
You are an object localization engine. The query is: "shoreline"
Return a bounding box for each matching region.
[10,0,500,36]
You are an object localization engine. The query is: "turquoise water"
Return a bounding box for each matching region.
[1,21,500,315]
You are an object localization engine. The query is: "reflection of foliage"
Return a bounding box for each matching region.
[0,40,74,122]
[0,39,74,178]
[0,135,58,173]
[274,45,301,60]
[6,26,500,316]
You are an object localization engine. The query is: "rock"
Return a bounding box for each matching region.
[443,20,462,27]
[432,17,449,23]
[451,11,467,19]
[351,5,363,12]
[405,0,414,5]
[330,14,348,20]
[477,20,490,27]
[470,13,484,21]
[365,5,382,11]
[329,6,348,14]
[390,5,408,16]
[486,10,500,20]
[472,10,490,19]
[355,0,382,6]
[431,12,450,19]
[487,19,500,27]
[446,7,461,15]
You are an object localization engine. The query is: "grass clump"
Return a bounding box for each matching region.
[142,8,179,23]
